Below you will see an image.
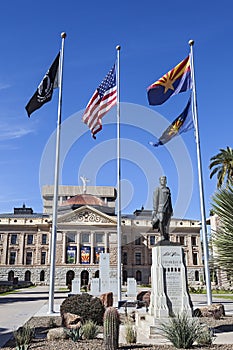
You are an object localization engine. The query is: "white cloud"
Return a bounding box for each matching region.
[0,83,11,90]
[0,124,34,141]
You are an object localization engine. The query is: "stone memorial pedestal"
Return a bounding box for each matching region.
[127,277,137,299]
[90,278,100,296]
[71,277,80,294]
[136,240,193,338]
[99,253,110,293]
[149,240,193,318]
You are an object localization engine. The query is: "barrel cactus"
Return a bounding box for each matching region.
[103,307,120,350]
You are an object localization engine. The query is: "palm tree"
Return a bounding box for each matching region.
[209,146,233,188]
[211,185,233,277]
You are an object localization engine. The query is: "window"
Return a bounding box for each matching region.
[150,235,155,245]
[9,251,16,265]
[193,252,198,265]
[40,270,45,282]
[26,252,32,265]
[123,252,127,265]
[41,251,46,264]
[195,270,199,281]
[135,237,141,245]
[191,236,197,246]
[136,270,142,282]
[179,236,185,245]
[81,233,90,243]
[123,270,128,284]
[135,252,141,265]
[8,270,14,281]
[11,234,17,245]
[67,232,77,243]
[25,270,31,282]
[42,234,47,244]
[96,233,104,243]
[27,234,33,245]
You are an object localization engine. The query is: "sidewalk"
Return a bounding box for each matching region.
[0,286,67,348]
[1,287,233,347]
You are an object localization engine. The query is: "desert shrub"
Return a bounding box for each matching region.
[124,320,137,344]
[196,324,214,346]
[160,312,206,349]
[14,325,34,350]
[81,320,99,339]
[60,293,105,325]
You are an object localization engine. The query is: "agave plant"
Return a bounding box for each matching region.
[159,312,212,349]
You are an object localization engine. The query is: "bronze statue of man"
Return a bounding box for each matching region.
[152,176,173,240]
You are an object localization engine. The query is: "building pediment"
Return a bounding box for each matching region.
[57,205,116,225]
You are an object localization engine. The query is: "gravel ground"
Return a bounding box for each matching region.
[2,315,233,350]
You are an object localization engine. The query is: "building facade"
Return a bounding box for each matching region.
[0,186,204,288]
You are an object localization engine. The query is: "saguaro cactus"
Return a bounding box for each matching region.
[103,306,120,350]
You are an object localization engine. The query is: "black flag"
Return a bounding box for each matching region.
[25,52,60,117]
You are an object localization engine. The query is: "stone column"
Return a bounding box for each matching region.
[90,232,94,264]
[76,231,80,264]
[19,233,25,265]
[104,231,108,253]
[62,231,66,263]
[3,233,9,265]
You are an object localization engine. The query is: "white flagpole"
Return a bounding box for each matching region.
[48,32,66,314]
[116,45,122,304]
[189,40,212,305]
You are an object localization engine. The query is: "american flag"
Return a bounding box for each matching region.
[82,64,117,139]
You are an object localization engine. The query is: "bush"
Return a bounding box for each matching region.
[60,293,105,325]
[14,325,34,350]
[159,312,210,349]
[81,320,99,339]
[196,324,214,347]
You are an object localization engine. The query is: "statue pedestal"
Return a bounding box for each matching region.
[135,240,193,339]
[149,240,193,318]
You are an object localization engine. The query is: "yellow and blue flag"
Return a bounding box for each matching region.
[149,96,194,147]
[147,56,192,105]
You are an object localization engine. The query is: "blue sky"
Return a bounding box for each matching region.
[0,0,232,220]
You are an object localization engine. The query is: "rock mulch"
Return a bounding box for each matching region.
[3,315,233,350]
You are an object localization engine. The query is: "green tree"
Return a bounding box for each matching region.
[211,185,233,276]
[209,146,233,188]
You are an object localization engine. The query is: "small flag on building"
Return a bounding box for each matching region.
[149,96,194,147]
[147,56,192,106]
[25,53,60,117]
[82,64,117,139]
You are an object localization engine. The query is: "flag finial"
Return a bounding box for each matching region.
[116,45,121,51]
[61,32,67,39]
[189,39,194,46]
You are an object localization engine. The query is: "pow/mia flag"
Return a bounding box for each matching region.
[25,52,60,117]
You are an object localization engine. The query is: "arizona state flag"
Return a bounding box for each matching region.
[25,53,60,117]
[149,96,193,147]
[147,56,192,105]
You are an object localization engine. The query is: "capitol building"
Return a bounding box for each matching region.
[0,185,204,288]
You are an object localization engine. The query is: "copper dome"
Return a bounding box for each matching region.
[61,194,106,207]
